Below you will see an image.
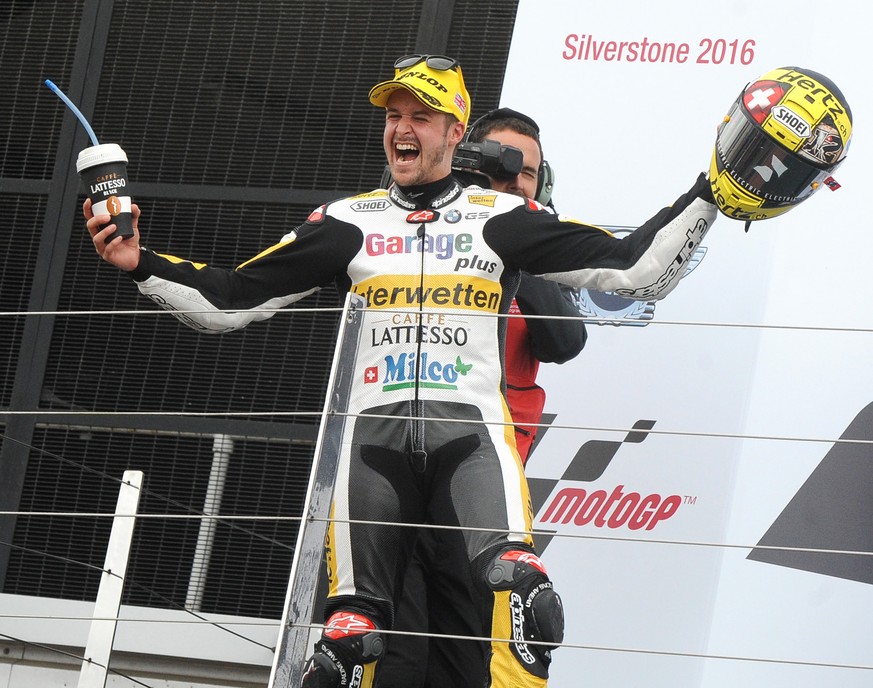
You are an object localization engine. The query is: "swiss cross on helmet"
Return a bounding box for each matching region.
[709,66,852,224]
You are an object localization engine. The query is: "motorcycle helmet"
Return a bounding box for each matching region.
[709,66,852,222]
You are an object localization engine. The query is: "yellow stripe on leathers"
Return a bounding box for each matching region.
[501,388,535,548]
[488,392,542,686]
[325,502,339,597]
[324,501,377,688]
[490,590,547,688]
[360,661,377,688]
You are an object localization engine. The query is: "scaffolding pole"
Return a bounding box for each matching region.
[268,293,365,688]
[77,469,144,688]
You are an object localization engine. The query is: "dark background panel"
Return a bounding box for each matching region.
[0,0,520,618]
[0,195,42,408]
[6,427,211,604]
[0,1,85,180]
[93,1,420,192]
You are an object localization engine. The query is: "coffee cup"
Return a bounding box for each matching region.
[76,143,134,241]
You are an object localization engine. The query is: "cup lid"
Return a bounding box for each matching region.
[76,143,128,173]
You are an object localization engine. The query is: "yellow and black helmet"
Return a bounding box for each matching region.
[709,66,852,222]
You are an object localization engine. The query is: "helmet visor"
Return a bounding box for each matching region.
[716,101,836,204]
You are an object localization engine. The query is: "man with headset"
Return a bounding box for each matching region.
[376,108,587,688]
[467,108,585,461]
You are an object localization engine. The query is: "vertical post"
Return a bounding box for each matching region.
[186,434,234,611]
[268,293,366,688]
[415,0,456,53]
[77,469,144,688]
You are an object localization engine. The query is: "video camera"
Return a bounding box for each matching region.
[451,140,523,181]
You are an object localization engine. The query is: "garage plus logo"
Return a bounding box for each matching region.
[529,419,691,553]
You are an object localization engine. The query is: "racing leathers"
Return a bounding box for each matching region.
[377,275,587,688]
[128,172,717,687]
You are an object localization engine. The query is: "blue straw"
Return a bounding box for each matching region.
[44,79,100,146]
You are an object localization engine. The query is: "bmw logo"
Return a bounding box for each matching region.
[444,209,462,224]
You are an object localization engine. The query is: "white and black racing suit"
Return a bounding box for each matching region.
[128,173,717,687]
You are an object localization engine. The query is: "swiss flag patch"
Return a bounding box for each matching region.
[824,176,841,191]
[742,80,788,124]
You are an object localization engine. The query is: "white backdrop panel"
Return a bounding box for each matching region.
[502,1,872,686]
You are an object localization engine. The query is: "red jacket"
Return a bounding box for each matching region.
[504,274,586,464]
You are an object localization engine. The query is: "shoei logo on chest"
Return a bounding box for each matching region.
[365,231,473,260]
[351,199,391,212]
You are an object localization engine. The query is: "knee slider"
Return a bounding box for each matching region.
[485,549,565,677]
[301,611,384,688]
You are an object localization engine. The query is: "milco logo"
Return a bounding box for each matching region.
[351,199,390,212]
[369,352,473,391]
[771,105,811,138]
[365,232,472,260]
